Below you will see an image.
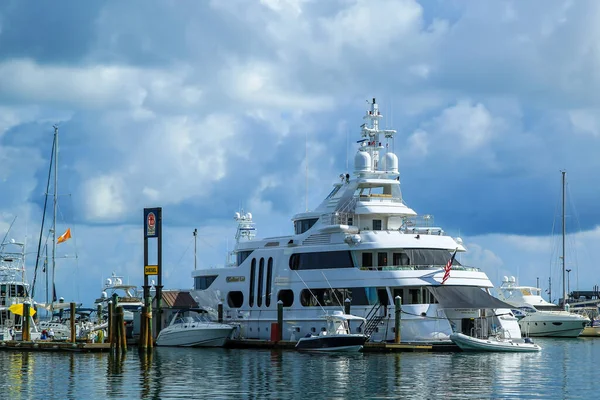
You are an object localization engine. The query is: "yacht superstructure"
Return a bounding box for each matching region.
[191,98,520,343]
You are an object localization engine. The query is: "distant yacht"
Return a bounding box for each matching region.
[498,276,588,337]
[191,98,521,343]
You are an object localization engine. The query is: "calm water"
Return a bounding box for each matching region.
[1,338,600,399]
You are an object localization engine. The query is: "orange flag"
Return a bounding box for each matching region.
[57,228,72,244]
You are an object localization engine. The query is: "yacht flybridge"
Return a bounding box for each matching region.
[191,98,521,343]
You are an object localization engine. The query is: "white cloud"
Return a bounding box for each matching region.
[569,109,600,136]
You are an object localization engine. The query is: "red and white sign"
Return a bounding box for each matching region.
[147,212,156,236]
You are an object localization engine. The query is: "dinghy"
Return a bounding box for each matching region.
[450,332,541,352]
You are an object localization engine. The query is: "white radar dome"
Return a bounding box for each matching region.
[509,276,516,283]
[503,276,509,283]
[106,278,112,286]
[354,151,371,173]
[384,152,398,173]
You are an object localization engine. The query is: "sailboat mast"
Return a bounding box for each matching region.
[562,170,566,308]
[52,125,58,316]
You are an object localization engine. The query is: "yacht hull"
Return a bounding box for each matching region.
[156,326,234,347]
[518,318,586,338]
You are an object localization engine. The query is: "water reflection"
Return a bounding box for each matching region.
[0,339,599,398]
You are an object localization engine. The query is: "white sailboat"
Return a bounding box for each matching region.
[33,126,83,340]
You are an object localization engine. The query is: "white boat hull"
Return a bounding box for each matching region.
[450,333,541,352]
[518,316,587,338]
[156,326,234,347]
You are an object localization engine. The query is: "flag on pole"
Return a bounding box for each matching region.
[441,248,458,285]
[57,228,71,244]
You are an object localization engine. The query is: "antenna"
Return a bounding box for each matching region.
[305,131,308,212]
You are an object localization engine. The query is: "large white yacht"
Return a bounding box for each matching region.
[191,98,520,343]
[497,276,588,337]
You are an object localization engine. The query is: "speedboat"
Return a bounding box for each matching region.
[450,332,541,352]
[497,276,589,337]
[295,312,368,352]
[156,309,235,347]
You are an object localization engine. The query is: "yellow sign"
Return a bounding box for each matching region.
[145,265,158,275]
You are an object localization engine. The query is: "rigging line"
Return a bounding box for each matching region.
[174,236,195,271]
[321,271,344,312]
[0,215,17,246]
[32,131,56,298]
[293,270,327,314]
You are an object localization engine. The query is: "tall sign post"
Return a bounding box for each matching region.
[144,207,163,346]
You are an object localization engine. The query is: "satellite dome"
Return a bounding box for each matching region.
[235,212,241,220]
[509,276,516,283]
[503,276,509,283]
[106,278,112,286]
[384,153,398,173]
[354,151,371,173]
[101,291,108,299]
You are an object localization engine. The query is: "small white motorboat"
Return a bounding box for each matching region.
[156,309,235,347]
[450,332,541,352]
[295,311,368,352]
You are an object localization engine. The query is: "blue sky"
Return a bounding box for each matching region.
[1,0,599,306]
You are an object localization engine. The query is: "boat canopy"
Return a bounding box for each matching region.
[430,286,513,309]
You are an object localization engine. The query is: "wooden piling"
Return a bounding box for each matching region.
[22,303,30,341]
[139,306,147,350]
[118,306,127,353]
[146,308,153,349]
[108,301,113,348]
[114,307,121,353]
[394,296,402,344]
[70,302,76,343]
[96,303,103,343]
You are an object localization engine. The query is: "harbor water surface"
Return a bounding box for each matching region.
[2,338,600,399]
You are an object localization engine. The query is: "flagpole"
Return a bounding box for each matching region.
[51,125,58,318]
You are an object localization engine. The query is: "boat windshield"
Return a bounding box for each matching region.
[173,314,211,325]
[518,306,537,314]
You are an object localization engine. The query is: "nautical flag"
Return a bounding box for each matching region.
[57,228,71,244]
[441,248,458,285]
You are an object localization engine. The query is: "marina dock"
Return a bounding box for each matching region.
[0,340,111,352]
[225,339,456,352]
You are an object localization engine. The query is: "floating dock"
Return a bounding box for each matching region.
[0,341,111,352]
[225,339,458,352]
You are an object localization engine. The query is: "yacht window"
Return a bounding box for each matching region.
[194,275,218,290]
[373,220,382,231]
[347,217,353,226]
[377,252,387,269]
[227,291,244,308]
[408,288,421,304]
[393,253,410,266]
[249,258,256,307]
[326,185,341,199]
[265,257,273,307]
[362,253,373,269]
[294,218,319,235]
[257,258,265,307]
[237,250,254,266]
[288,251,354,270]
[299,287,373,307]
[398,249,462,267]
[278,290,294,307]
